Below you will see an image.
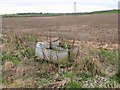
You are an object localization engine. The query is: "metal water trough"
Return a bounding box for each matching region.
[35,38,78,60]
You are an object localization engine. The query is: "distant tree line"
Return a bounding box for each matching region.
[1,9,119,18]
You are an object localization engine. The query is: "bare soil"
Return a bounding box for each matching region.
[2,14,118,44]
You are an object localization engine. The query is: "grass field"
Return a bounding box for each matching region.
[89,9,119,14]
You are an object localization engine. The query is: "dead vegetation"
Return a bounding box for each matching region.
[1,30,119,88]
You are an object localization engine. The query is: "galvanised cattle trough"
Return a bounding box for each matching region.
[35,38,78,60]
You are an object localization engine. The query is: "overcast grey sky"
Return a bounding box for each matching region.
[0,0,119,14]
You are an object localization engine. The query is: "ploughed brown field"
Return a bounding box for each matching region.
[2,14,118,43]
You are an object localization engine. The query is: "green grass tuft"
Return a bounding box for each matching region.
[66,81,81,88]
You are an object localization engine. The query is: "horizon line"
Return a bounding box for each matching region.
[0,9,118,15]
